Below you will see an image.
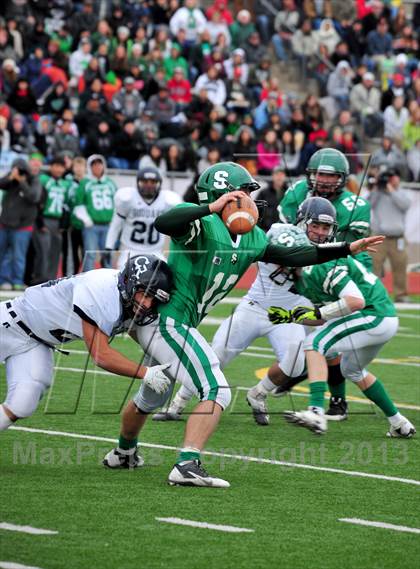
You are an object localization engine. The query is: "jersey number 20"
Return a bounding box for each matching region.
[130,221,160,245]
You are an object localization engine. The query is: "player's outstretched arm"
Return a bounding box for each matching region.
[81,321,171,393]
[261,235,385,267]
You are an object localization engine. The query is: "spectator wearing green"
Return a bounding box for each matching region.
[229,9,256,49]
[163,43,188,80]
[32,155,70,283]
[73,155,116,272]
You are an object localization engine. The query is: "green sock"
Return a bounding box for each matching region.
[327,364,346,399]
[178,448,200,463]
[118,435,137,451]
[309,381,327,408]
[363,379,398,417]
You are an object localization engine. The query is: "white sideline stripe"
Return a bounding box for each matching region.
[339,518,420,535]
[0,563,45,569]
[9,426,420,487]
[0,523,57,536]
[156,517,254,533]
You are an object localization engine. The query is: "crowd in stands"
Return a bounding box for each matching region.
[0,0,419,290]
[0,0,418,180]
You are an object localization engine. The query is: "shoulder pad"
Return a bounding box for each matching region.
[161,190,183,206]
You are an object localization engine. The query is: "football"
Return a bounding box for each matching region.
[221,196,259,234]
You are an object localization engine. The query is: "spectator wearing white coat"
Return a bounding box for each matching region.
[327,60,353,112]
[169,0,207,45]
[194,66,227,107]
[350,72,383,137]
[383,95,410,142]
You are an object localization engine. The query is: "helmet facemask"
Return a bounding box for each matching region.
[118,255,172,326]
[308,170,345,200]
[137,168,162,203]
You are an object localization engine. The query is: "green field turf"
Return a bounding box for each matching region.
[1,296,419,569]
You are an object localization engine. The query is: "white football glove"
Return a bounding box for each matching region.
[143,363,171,394]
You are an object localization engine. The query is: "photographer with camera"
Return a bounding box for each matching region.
[367,168,411,302]
[0,158,41,291]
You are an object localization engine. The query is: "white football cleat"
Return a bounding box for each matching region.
[387,417,416,438]
[284,408,327,435]
[103,447,144,469]
[152,410,183,421]
[246,388,269,426]
[168,460,230,488]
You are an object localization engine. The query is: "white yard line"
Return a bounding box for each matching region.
[0,563,46,569]
[9,426,420,487]
[156,517,254,533]
[339,518,420,535]
[0,523,57,536]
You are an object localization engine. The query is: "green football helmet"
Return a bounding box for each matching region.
[195,162,261,204]
[306,148,349,200]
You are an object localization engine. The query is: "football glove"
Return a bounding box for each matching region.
[290,305,321,323]
[268,306,293,324]
[143,363,171,394]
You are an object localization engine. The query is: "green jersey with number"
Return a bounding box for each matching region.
[295,256,396,318]
[40,173,70,219]
[278,179,371,242]
[158,203,269,327]
[75,176,116,224]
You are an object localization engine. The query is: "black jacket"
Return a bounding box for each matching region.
[0,159,41,229]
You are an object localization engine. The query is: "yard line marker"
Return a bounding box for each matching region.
[0,563,46,569]
[339,518,420,535]
[9,426,420,487]
[156,517,254,533]
[0,523,57,536]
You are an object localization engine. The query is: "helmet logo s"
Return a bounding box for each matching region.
[213,170,229,190]
[134,255,150,276]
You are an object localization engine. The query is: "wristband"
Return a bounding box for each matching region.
[319,299,352,321]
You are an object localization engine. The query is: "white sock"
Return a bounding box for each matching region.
[255,375,277,395]
[388,412,403,426]
[0,405,13,431]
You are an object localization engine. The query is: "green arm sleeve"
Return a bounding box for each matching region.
[154,204,211,237]
[261,241,352,267]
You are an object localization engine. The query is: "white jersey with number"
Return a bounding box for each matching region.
[244,261,311,311]
[8,269,122,346]
[105,187,182,265]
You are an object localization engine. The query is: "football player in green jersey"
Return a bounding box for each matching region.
[278,147,371,245]
[104,163,385,487]
[280,153,372,419]
[269,197,416,438]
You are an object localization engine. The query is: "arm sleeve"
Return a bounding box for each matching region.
[389,190,411,212]
[261,241,351,267]
[21,176,42,204]
[105,212,124,249]
[154,203,211,237]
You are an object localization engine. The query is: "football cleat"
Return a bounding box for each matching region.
[326,397,348,421]
[284,408,327,435]
[152,410,183,421]
[246,388,270,426]
[271,386,290,398]
[387,417,416,438]
[103,447,144,469]
[168,459,230,488]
